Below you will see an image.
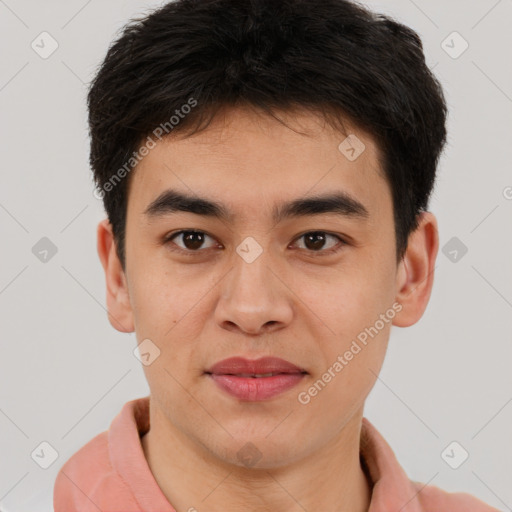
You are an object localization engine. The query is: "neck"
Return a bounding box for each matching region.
[141,403,373,512]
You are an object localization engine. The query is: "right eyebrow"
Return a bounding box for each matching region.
[143,188,370,223]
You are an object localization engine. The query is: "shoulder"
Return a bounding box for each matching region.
[53,430,139,512]
[411,480,502,512]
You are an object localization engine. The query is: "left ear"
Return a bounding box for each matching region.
[392,211,439,327]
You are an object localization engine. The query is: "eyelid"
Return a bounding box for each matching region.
[164,229,347,255]
[290,231,347,255]
[164,229,220,252]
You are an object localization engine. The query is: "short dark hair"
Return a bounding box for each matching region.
[87,0,447,270]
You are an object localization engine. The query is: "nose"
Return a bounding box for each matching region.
[214,248,294,336]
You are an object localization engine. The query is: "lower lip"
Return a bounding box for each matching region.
[208,373,306,401]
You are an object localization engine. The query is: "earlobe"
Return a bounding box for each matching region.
[97,219,135,333]
[392,212,439,328]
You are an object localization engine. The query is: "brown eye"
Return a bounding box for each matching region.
[293,231,344,254]
[164,229,345,257]
[167,230,217,252]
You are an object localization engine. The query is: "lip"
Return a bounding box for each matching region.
[207,356,307,375]
[205,356,308,401]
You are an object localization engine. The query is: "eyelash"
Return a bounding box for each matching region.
[163,230,347,257]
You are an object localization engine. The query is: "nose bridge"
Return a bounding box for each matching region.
[215,237,293,334]
[228,238,277,308]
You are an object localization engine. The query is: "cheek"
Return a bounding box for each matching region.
[295,256,395,378]
[129,264,213,375]
[299,260,393,330]
[128,254,202,333]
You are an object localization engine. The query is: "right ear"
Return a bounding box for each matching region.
[96,218,134,333]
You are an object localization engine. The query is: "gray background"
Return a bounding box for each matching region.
[0,0,511,510]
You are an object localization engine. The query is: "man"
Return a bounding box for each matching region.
[53,0,500,510]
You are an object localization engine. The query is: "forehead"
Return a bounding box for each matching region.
[127,106,391,226]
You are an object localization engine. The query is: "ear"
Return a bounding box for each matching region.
[96,218,134,333]
[392,211,439,327]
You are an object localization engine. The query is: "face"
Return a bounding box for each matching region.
[99,105,437,468]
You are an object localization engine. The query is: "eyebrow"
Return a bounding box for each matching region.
[143,188,370,223]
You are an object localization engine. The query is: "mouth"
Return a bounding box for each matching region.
[218,372,299,378]
[205,356,308,401]
[206,355,308,375]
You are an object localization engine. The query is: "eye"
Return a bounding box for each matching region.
[164,230,346,256]
[165,230,219,253]
[291,231,345,255]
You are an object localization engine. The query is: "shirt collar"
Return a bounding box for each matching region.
[109,396,175,511]
[109,396,424,512]
[360,416,424,512]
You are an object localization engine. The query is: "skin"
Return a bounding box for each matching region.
[97,104,438,512]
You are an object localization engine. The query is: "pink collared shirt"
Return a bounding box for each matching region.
[53,396,500,512]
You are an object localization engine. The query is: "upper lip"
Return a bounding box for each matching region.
[206,356,307,375]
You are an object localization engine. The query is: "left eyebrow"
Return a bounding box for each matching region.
[143,188,370,223]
